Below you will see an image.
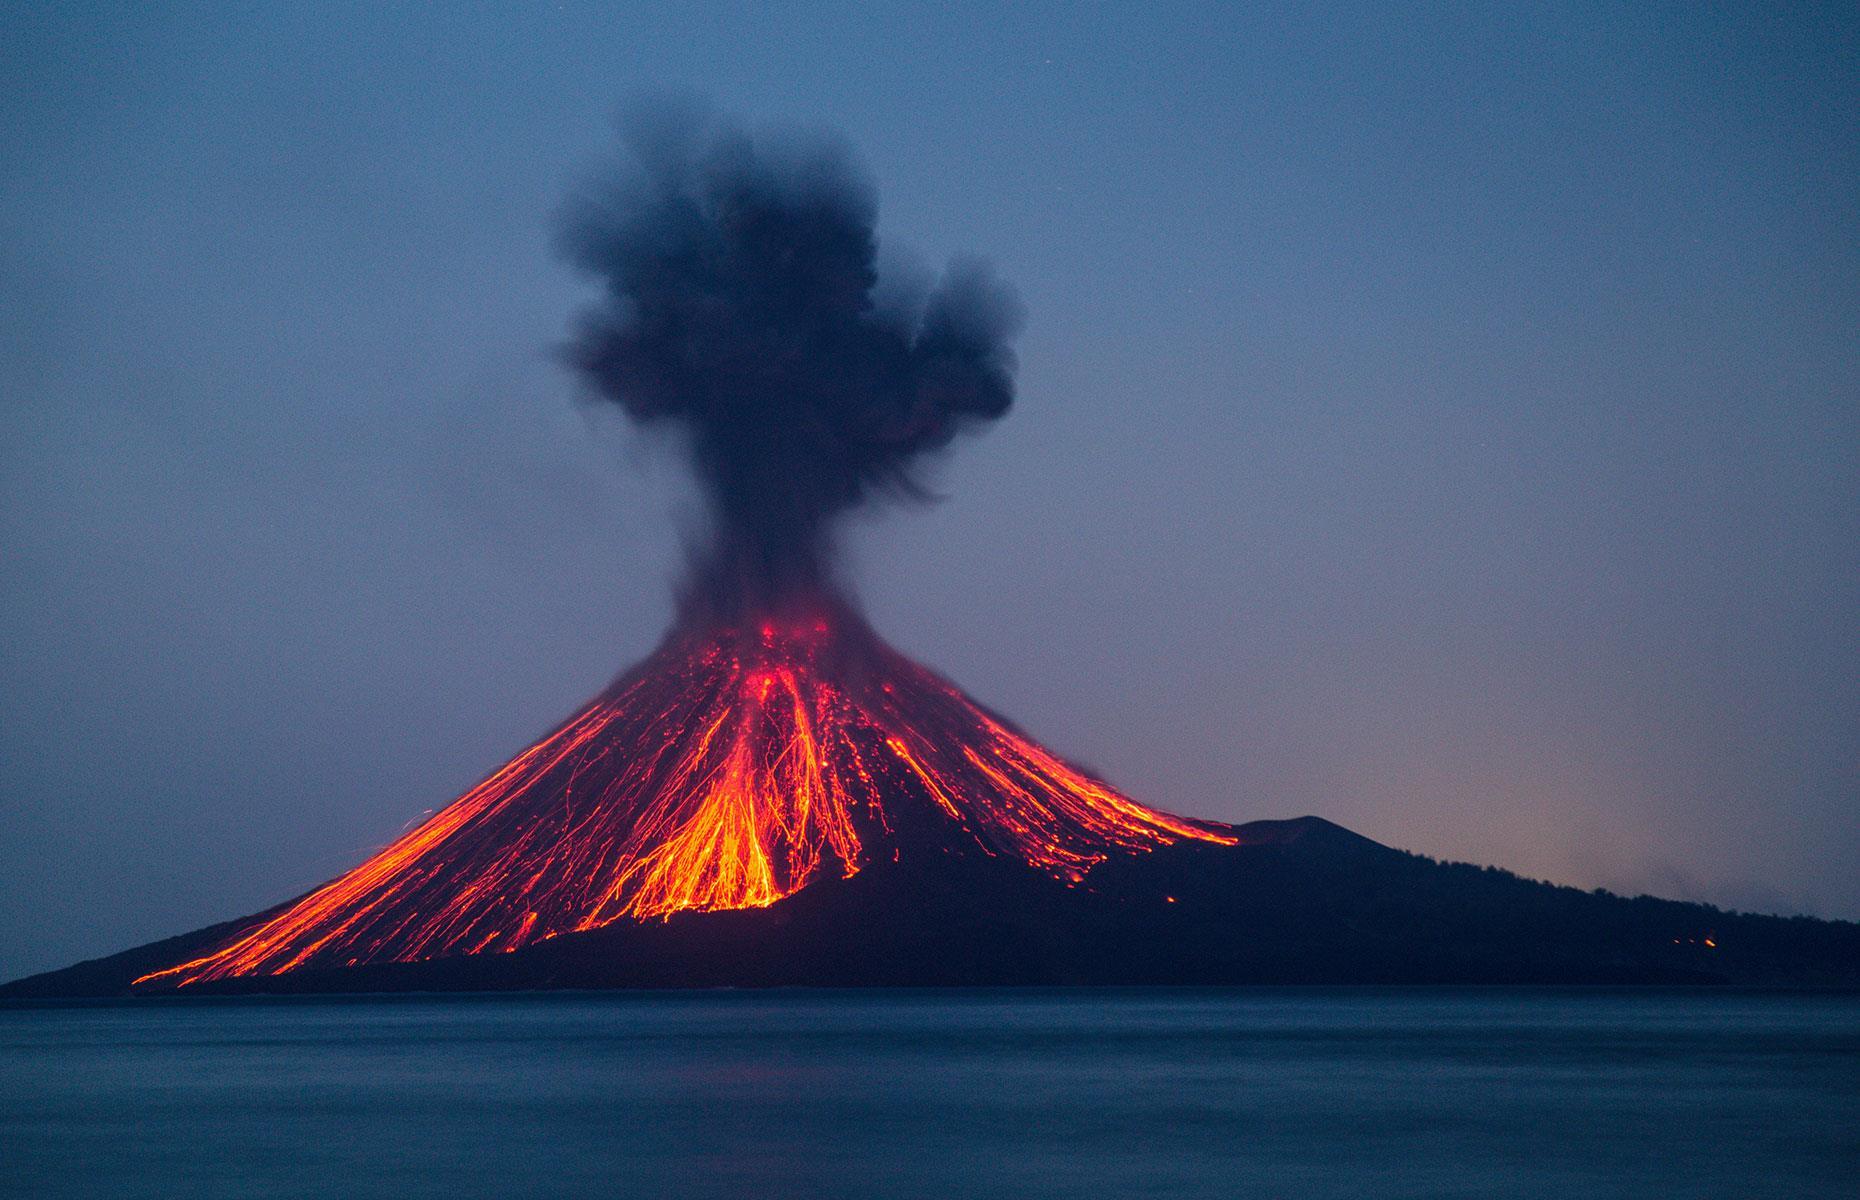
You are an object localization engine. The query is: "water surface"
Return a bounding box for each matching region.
[3,988,1855,1198]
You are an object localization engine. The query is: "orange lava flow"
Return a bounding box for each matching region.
[137,613,1234,988]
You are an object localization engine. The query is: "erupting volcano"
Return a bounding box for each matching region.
[139,603,1234,988]
[21,106,1854,1001]
[129,106,1232,991]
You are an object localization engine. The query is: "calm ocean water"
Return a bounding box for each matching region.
[2,988,1854,1198]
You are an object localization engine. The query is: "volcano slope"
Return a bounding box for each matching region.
[10,815,1859,997]
[8,611,1859,1000]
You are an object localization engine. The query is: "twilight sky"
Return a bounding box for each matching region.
[2,2,1855,979]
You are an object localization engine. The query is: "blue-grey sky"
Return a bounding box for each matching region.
[3,2,1855,979]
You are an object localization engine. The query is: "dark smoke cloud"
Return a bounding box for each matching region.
[559,105,1023,617]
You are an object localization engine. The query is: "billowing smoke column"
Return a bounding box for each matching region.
[559,107,1023,614]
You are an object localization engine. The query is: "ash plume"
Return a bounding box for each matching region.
[559,105,1023,617]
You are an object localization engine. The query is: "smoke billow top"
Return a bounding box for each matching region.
[560,106,1023,616]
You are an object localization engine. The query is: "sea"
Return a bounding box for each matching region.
[2,988,1855,1198]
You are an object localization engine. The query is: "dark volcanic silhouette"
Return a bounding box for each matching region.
[10,817,1859,996]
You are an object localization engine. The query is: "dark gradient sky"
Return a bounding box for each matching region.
[3,3,1855,979]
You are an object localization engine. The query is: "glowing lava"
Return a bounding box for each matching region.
[138,609,1234,988]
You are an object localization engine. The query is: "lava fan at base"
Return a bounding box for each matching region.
[138,605,1233,987]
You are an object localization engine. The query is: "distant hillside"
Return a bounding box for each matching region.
[7,817,1855,998]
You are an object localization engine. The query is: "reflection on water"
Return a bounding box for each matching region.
[3,989,1856,1198]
